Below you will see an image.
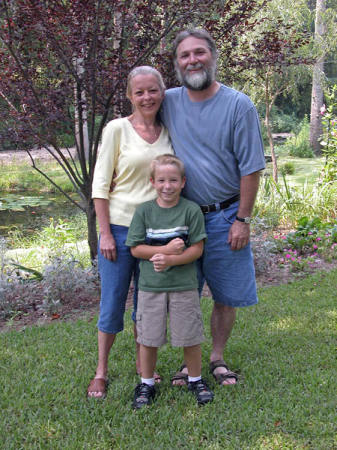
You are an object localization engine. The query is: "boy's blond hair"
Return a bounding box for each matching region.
[150,154,185,179]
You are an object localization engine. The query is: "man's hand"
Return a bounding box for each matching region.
[99,233,117,261]
[165,238,185,255]
[227,221,250,251]
[150,253,171,272]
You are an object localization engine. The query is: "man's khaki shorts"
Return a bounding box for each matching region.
[136,289,205,347]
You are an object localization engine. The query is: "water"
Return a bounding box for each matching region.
[0,191,82,237]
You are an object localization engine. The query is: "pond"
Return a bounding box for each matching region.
[0,191,83,238]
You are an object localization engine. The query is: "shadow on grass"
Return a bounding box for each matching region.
[1,269,336,449]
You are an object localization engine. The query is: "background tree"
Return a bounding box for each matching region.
[309,0,337,155]
[310,0,327,155]
[1,0,306,258]
[217,0,312,182]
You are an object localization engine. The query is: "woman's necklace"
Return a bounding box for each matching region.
[128,117,161,144]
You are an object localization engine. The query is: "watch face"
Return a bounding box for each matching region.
[236,216,251,223]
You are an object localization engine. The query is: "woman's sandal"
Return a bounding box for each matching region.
[171,364,188,386]
[209,360,238,385]
[87,377,109,399]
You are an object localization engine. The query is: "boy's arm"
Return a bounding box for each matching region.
[150,240,204,272]
[130,238,185,259]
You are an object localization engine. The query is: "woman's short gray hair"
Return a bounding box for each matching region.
[126,66,166,98]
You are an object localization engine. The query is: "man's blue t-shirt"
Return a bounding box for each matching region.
[161,84,265,205]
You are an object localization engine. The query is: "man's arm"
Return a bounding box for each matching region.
[228,171,261,251]
[150,241,204,272]
[130,238,185,260]
[94,198,117,261]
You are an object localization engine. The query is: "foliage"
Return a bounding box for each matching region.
[0,0,318,258]
[320,84,337,182]
[273,216,337,272]
[37,218,76,253]
[255,173,337,227]
[0,0,280,259]
[39,256,98,314]
[284,117,314,158]
[280,161,295,175]
[0,237,98,319]
[250,217,278,275]
[270,110,302,133]
[223,0,313,181]
[0,194,51,211]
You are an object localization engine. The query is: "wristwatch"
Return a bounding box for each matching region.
[235,215,251,224]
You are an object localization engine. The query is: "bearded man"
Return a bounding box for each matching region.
[160,28,265,386]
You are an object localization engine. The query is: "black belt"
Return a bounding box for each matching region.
[200,194,239,214]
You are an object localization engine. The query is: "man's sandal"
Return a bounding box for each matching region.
[171,364,188,386]
[87,377,109,399]
[209,360,238,385]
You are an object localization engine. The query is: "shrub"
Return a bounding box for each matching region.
[284,117,314,158]
[280,162,295,175]
[273,216,337,272]
[271,111,301,133]
[320,85,337,183]
[0,237,99,320]
[39,256,99,314]
[255,175,337,227]
[0,256,99,319]
[250,217,278,275]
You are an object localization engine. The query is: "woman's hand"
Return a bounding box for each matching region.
[100,233,117,261]
[165,238,185,255]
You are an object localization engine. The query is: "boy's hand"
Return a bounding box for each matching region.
[150,253,171,272]
[166,238,185,254]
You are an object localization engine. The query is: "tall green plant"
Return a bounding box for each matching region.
[320,84,337,182]
[255,174,337,226]
[284,117,314,158]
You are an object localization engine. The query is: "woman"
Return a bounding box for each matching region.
[87,66,174,398]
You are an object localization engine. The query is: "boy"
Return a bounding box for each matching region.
[126,154,214,409]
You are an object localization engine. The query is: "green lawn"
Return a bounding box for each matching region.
[1,269,336,449]
[266,156,325,187]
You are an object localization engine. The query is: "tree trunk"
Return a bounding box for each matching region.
[74,57,89,160]
[265,73,278,182]
[265,108,278,183]
[309,0,326,156]
[86,198,98,261]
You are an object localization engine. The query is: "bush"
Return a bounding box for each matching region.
[280,162,295,175]
[0,250,99,319]
[271,111,301,133]
[284,117,314,158]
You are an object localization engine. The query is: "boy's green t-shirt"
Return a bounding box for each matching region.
[126,197,206,292]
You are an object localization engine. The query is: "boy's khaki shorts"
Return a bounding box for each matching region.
[136,289,205,347]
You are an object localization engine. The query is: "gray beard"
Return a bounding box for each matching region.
[176,63,216,91]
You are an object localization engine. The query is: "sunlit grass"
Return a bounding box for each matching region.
[1,269,336,449]
[0,159,76,193]
[265,155,325,188]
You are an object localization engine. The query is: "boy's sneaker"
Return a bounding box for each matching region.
[132,383,156,409]
[188,379,214,405]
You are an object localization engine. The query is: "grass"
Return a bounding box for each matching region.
[1,269,336,449]
[0,159,75,193]
[265,154,325,188]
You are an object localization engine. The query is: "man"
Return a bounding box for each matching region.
[160,28,265,386]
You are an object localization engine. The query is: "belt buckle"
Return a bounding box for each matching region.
[201,204,211,214]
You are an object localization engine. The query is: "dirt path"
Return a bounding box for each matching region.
[0,147,76,165]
